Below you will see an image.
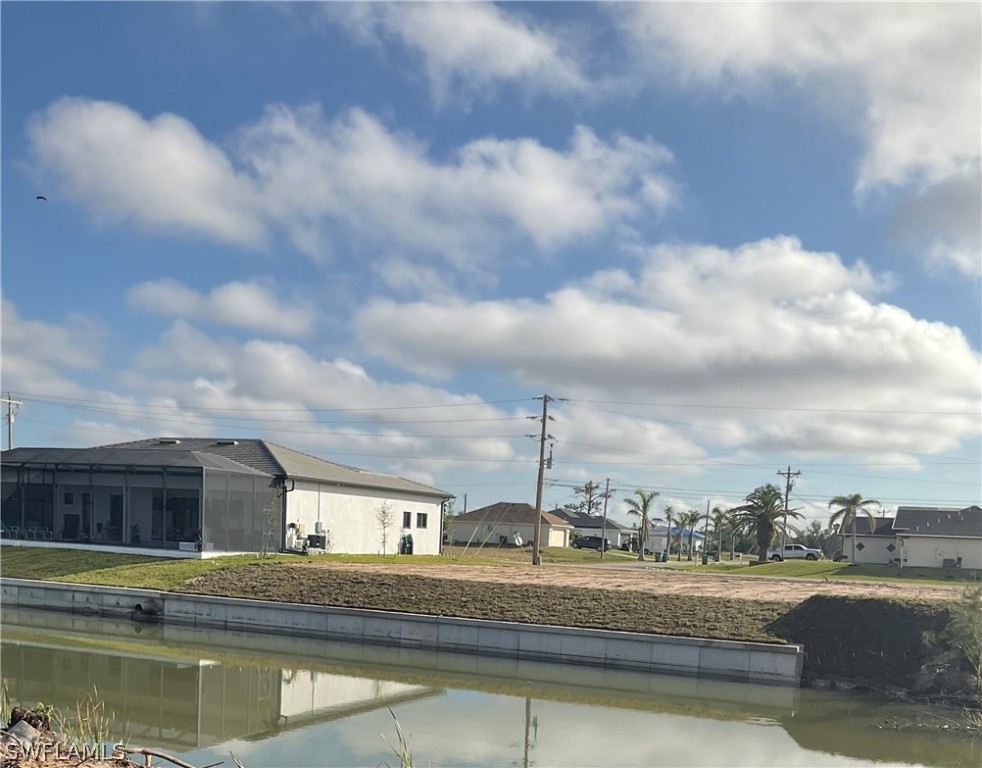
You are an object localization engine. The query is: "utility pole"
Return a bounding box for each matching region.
[777,465,801,549]
[529,395,557,566]
[2,393,22,450]
[599,478,611,560]
[703,499,710,564]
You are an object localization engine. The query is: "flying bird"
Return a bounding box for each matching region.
[36,196,47,201]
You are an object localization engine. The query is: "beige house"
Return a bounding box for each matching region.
[448,502,573,549]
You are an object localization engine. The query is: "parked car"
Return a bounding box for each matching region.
[767,543,823,561]
[572,536,612,551]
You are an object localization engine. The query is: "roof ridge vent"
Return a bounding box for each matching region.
[158,438,181,445]
[215,440,239,446]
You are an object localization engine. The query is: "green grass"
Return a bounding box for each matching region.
[4,545,976,590]
[0,545,579,590]
[676,558,981,584]
[0,547,511,590]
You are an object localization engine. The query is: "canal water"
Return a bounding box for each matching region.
[0,608,977,767]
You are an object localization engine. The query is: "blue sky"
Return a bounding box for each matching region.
[2,2,980,527]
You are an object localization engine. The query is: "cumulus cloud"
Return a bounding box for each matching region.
[127,278,316,336]
[27,98,265,247]
[891,168,982,278]
[28,98,676,269]
[122,322,522,473]
[615,3,980,194]
[329,2,588,104]
[0,296,104,397]
[353,236,981,457]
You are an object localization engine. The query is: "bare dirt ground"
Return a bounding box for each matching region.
[182,557,960,646]
[306,560,964,603]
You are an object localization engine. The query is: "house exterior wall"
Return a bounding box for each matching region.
[573,525,629,547]
[839,535,897,564]
[449,521,564,549]
[900,536,982,569]
[287,481,443,555]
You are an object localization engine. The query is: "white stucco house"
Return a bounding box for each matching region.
[1,438,451,558]
[448,502,573,549]
[550,508,632,547]
[892,505,982,570]
[837,517,898,564]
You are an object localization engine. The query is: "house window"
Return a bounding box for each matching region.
[416,513,428,529]
[64,492,74,505]
[403,511,412,529]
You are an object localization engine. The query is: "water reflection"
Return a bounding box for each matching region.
[1,608,977,767]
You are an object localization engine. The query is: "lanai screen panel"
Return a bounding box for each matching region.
[202,468,275,552]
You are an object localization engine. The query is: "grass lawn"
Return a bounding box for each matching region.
[0,545,591,590]
[3,545,975,590]
[672,558,981,584]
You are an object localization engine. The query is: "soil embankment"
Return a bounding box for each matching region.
[182,559,974,696]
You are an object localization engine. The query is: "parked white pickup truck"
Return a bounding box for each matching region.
[767,543,823,561]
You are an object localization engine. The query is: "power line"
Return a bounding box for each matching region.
[17,392,532,413]
[569,397,980,416]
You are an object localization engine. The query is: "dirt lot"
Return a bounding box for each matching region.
[307,560,965,602]
[181,559,961,645]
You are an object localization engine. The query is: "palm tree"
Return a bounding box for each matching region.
[828,493,881,562]
[624,489,661,561]
[679,509,703,560]
[710,505,729,561]
[729,484,804,562]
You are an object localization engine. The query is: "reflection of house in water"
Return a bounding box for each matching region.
[0,637,440,751]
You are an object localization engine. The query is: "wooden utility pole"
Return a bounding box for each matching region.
[2,393,22,450]
[777,465,800,549]
[530,395,556,566]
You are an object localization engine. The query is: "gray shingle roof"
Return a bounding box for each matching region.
[841,517,896,536]
[1,446,267,475]
[22,438,451,500]
[454,502,572,528]
[551,509,629,531]
[893,506,982,538]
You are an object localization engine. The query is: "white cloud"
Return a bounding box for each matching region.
[0,297,103,397]
[353,236,981,457]
[27,98,266,247]
[122,323,521,475]
[891,168,982,278]
[29,98,676,269]
[127,278,316,336]
[329,2,588,104]
[615,3,981,194]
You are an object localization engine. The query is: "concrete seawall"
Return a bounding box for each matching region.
[0,578,804,686]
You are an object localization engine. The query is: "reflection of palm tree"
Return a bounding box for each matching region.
[624,489,660,561]
[828,493,881,562]
[730,484,803,562]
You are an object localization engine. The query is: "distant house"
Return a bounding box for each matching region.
[892,506,982,569]
[647,525,704,556]
[550,508,632,547]
[837,517,898,564]
[449,502,573,549]
[1,438,451,558]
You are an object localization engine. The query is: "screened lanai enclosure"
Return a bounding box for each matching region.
[0,447,278,553]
